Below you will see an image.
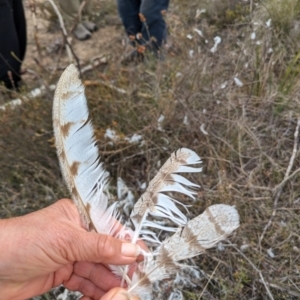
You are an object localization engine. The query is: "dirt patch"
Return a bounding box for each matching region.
[22,0,125,86]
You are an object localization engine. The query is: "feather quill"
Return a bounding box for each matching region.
[53,64,120,235]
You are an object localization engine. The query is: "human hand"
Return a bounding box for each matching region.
[0,199,140,300]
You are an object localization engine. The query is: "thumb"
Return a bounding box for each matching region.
[67,230,141,265]
[100,287,140,300]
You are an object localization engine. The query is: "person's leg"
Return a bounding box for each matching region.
[12,0,26,62]
[140,0,169,50]
[58,0,81,25]
[117,0,142,43]
[82,0,97,32]
[0,0,22,89]
[83,0,93,17]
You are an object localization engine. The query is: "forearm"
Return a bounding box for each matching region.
[0,209,62,300]
[0,217,25,300]
[0,218,17,279]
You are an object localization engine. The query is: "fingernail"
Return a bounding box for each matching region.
[121,243,141,257]
[110,291,132,300]
[110,293,131,300]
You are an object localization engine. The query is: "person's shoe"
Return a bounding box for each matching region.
[73,23,91,40]
[82,21,98,32]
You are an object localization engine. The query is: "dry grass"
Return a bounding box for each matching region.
[259,0,300,32]
[1,0,300,299]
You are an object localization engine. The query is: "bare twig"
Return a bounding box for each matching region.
[284,119,300,178]
[46,0,74,63]
[274,167,300,192]
[198,261,220,300]
[7,71,17,91]
[233,246,274,300]
[77,0,90,22]
[259,118,300,245]
[258,280,300,298]
[69,0,91,33]
[29,0,42,62]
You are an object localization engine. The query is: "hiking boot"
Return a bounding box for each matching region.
[82,21,98,32]
[73,23,91,40]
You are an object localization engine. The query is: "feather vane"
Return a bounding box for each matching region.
[53,64,119,235]
[129,204,240,298]
[130,148,202,243]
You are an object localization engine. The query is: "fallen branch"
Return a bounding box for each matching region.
[0,85,56,111]
[0,60,127,111]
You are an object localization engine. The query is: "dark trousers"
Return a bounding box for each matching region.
[117,0,169,51]
[0,0,27,89]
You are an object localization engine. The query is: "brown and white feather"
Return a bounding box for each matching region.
[53,65,240,300]
[53,64,119,235]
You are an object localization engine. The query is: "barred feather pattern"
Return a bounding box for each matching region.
[53,64,120,236]
[130,148,202,244]
[129,204,240,298]
[120,148,202,285]
[53,64,240,300]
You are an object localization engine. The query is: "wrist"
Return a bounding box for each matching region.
[0,219,14,300]
[0,218,20,278]
[0,217,29,300]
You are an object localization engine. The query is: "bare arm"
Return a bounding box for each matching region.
[0,199,140,300]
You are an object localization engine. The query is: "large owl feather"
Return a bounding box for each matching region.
[53,64,240,299]
[53,64,120,236]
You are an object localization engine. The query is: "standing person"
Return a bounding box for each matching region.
[117,0,170,61]
[58,0,97,41]
[0,0,27,90]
